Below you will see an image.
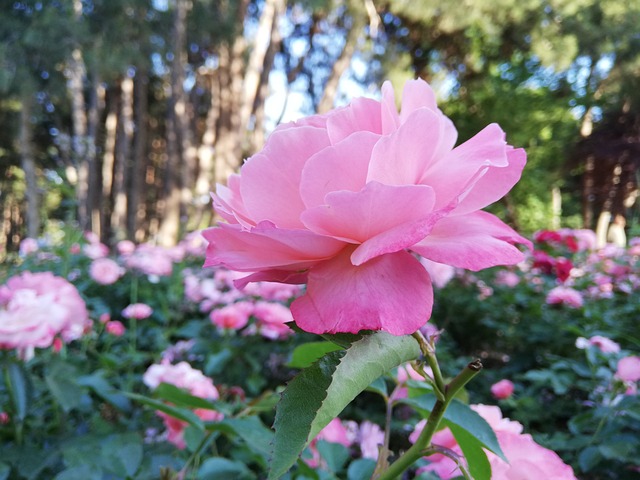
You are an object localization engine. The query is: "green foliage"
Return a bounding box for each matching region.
[270,332,420,479]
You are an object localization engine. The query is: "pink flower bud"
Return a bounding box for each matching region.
[491,379,515,400]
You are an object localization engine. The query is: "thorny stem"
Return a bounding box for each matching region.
[377,357,483,480]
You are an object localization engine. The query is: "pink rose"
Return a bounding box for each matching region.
[249,301,294,340]
[83,242,110,259]
[616,356,640,382]
[90,258,124,285]
[0,271,90,351]
[203,79,529,335]
[143,361,223,449]
[546,286,584,308]
[105,320,126,336]
[588,335,621,354]
[116,240,136,256]
[209,301,253,330]
[491,379,515,400]
[122,303,153,320]
[126,244,174,277]
[412,405,576,479]
[19,238,39,256]
[494,270,520,288]
[358,421,385,460]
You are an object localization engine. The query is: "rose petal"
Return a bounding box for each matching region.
[202,222,344,271]
[422,123,510,210]
[233,269,308,290]
[291,248,433,335]
[399,79,438,121]
[301,181,436,244]
[211,174,254,227]
[381,81,401,135]
[326,97,383,144]
[300,131,380,208]
[411,211,530,270]
[452,147,527,215]
[240,126,331,228]
[367,108,457,186]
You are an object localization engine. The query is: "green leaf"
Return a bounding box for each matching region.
[578,446,602,472]
[45,361,85,412]
[76,371,131,411]
[346,458,376,480]
[4,362,29,422]
[365,376,388,398]
[269,332,420,479]
[288,342,343,369]
[125,392,204,430]
[206,417,274,465]
[154,382,219,411]
[101,433,144,477]
[0,462,11,480]
[447,423,491,480]
[197,458,255,480]
[316,440,350,473]
[54,466,103,480]
[205,349,233,375]
[400,395,506,462]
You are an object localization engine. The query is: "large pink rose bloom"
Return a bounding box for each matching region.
[203,79,529,335]
[0,271,90,350]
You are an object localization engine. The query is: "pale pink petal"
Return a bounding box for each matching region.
[351,208,449,266]
[381,81,401,135]
[233,269,308,290]
[411,211,529,270]
[399,79,438,121]
[367,108,456,186]
[422,123,510,210]
[211,174,254,227]
[452,147,527,215]
[301,181,436,244]
[202,222,344,271]
[239,126,331,228]
[291,248,433,335]
[299,131,379,208]
[326,97,383,144]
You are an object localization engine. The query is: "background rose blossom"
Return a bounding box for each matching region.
[204,79,529,336]
[616,356,640,382]
[411,404,576,479]
[122,303,153,320]
[209,301,253,330]
[90,258,124,285]
[491,379,515,400]
[143,361,223,449]
[546,286,584,308]
[0,271,90,350]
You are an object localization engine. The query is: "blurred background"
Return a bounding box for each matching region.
[1,0,639,254]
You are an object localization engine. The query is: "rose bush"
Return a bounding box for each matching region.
[204,79,530,336]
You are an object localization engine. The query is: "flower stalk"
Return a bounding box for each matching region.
[377,350,482,480]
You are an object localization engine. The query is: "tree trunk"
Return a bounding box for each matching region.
[111,76,134,241]
[238,0,279,131]
[68,46,90,231]
[192,72,220,229]
[88,75,105,236]
[65,0,89,231]
[250,0,284,152]
[128,71,148,240]
[19,94,39,238]
[101,87,120,241]
[214,0,250,187]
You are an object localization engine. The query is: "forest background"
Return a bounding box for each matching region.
[1,0,640,254]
